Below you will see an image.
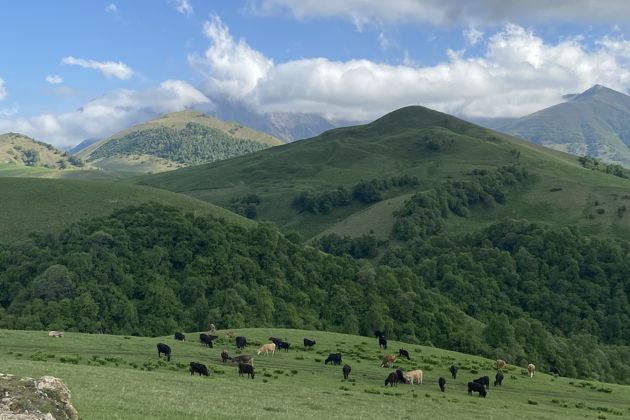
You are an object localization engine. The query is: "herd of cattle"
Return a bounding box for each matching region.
[146,329,553,397]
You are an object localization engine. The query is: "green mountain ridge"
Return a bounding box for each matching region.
[0,133,85,170]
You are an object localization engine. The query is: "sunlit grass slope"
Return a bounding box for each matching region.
[0,328,628,420]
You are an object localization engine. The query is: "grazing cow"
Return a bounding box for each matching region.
[399,349,410,360]
[438,377,446,392]
[395,370,406,384]
[224,331,235,338]
[189,362,208,376]
[403,370,423,385]
[342,364,351,380]
[48,331,64,338]
[303,338,316,347]
[467,381,487,397]
[157,343,171,361]
[277,341,290,352]
[449,364,459,379]
[374,330,385,339]
[221,349,231,363]
[473,376,490,390]
[200,334,213,348]
[231,355,254,366]
[257,343,276,356]
[496,359,507,370]
[325,353,342,365]
[268,337,283,346]
[528,363,536,378]
[385,372,399,387]
[378,336,388,349]
[238,363,255,379]
[236,336,247,350]
[494,372,504,386]
[174,332,185,341]
[549,367,560,376]
[380,354,396,368]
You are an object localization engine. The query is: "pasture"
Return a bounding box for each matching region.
[1,328,629,419]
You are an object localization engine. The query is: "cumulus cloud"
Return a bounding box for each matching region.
[464,27,484,45]
[61,56,134,79]
[190,17,630,121]
[172,0,193,16]
[0,78,6,101]
[45,75,63,85]
[251,0,630,26]
[0,80,210,148]
[104,3,118,13]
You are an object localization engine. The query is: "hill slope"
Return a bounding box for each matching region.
[0,133,85,170]
[136,105,630,241]
[77,110,284,173]
[500,85,630,166]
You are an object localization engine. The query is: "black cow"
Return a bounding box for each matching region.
[378,336,388,349]
[449,364,458,379]
[303,338,316,347]
[374,330,385,339]
[494,372,504,386]
[325,353,342,365]
[236,336,247,350]
[473,376,490,389]
[239,363,255,379]
[549,367,560,376]
[399,348,410,360]
[174,332,185,341]
[269,337,283,346]
[385,372,399,387]
[342,364,351,380]
[395,370,406,384]
[200,333,213,348]
[157,343,171,361]
[190,362,208,376]
[438,377,446,392]
[468,381,487,397]
[221,350,231,363]
[277,341,290,352]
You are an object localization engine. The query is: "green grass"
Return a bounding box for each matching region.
[0,177,254,243]
[1,328,628,419]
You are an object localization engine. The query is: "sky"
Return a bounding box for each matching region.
[2,0,630,148]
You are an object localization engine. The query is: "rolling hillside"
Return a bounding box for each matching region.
[76,110,284,173]
[500,85,630,166]
[137,105,630,241]
[0,132,85,170]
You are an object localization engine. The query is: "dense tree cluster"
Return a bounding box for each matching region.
[314,233,380,259]
[578,156,630,179]
[228,194,262,219]
[89,123,269,166]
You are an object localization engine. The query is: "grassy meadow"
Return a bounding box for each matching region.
[1,328,628,419]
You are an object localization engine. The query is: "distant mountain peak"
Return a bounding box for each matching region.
[572,84,626,102]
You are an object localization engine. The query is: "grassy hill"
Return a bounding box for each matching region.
[0,177,252,243]
[500,85,630,166]
[1,328,628,419]
[136,105,630,241]
[0,132,85,170]
[77,110,284,173]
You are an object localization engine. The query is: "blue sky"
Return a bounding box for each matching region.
[2,0,630,147]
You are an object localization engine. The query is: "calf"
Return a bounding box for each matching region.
[399,349,410,360]
[189,362,208,376]
[378,336,388,349]
[257,343,276,356]
[403,370,423,385]
[380,354,396,368]
[385,372,399,387]
[48,331,64,338]
[549,367,560,376]
[342,364,351,380]
[236,336,247,350]
[231,355,254,366]
[174,332,185,341]
[221,349,231,363]
[303,338,316,347]
[157,343,171,361]
[467,381,487,397]
[438,377,446,392]
[527,363,536,378]
[473,376,490,389]
[200,333,213,348]
[277,341,290,352]
[449,364,459,379]
[494,372,504,386]
[325,353,342,365]
[238,363,255,379]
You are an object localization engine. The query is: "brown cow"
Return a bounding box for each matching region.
[231,355,254,367]
[496,359,507,370]
[224,331,235,338]
[527,363,536,378]
[380,354,396,368]
[221,349,231,363]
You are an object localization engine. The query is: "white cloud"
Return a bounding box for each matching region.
[0,80,210,148]
[104,3,118,13]
[190,17,630,121]
[250,0,630,26]
[172,0,193,16]
[45,75,63,85]
[61,56,134,80]
[463,27,484,45]
[0,78,6,101]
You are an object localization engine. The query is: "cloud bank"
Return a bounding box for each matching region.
[61,56,134,80]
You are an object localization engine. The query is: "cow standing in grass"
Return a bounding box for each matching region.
[174,332,185,341]
[438,377,446,392]
[449,365,458,379]
[236,336,247,350]
[342,364,351,380]
[303,338,316,347]
[528,363,536,378]
[496,359,507,370]
[157,343,171,361]
[494,372,504,386]
[325,353,342,365]
[190,362,208,376]
[385,372,399,387]
[380,354,396,368]
[468,381,487,397]
[221,350,231,363]
[239,363,255,379]
[398,349,410,360]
